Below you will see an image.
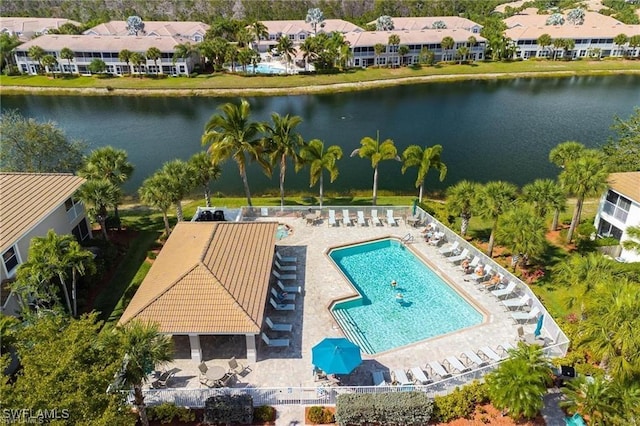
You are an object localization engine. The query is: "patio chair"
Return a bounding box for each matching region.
[491,281,517,299]
[438,240,459,256]
[357,211,367,226]
[443,356,471,374]
[470,265,492,283]
[461,256,480,274]
[228,357,249,375]
[265,316,292,332]
[371,371,388,386]
[342,209,353,226]
[272,270,296,281]
[276,251,296,263]
[386,209,397,226]
[446,248,470,264]
[409,367,430,384]
[460,350,487,368]
[261,332,290,347]
[502,294,531,310]
[328,209,338,227]
[477,346,502,363]
[276,280,302,294]
[511,306,541,324]
[274,260,296,272]
[270,287,295,302]
[425,361,451,379]
[269,297,295,311]
[151,369,176,389]
[371,210,382,226]
[392,369,412,385]
[198,362,216,388]
[215,372,235,388]
[480,273,504,291]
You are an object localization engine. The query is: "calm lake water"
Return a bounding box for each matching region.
[2,75,639,196]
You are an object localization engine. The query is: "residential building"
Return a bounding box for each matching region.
[0,17,81,42]
[594,171,640,263]
[84,20,209,42]
[1,173,91,315]
[256,19,363,53]
[367,16,483,34]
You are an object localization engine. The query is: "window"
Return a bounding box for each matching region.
[603,190,631,223]
[72,220,90,241]
[2,247,19,275]
[597,219,623,240]
[288,34,295,40]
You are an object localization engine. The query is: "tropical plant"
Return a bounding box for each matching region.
[387,34,400,67]
[130,52,145,77]
[0,32,21,70]
[496,205,546,268]
[173,42,197,76]
[249,20,268,49]
[126,15,144,35]
[77,179,120,241]
[401,144,447,203]
[398,45,409,66]
[201,99,269,207]
[559,150,608,243]
[456,46,470,64]
[546,13,565,26]
[351,131,399,206]
[374,43,386,66]
[118,49,133,74]
[146,47,161,75]
[276,35,296,73]
[41,54,57,78]
[602,107,640,172]
[476,181,518,257]
[614,33,629,56]
[78,146,134,230]
[27,45,45,73]
[159,160,194,222]
[432,20,447,29]
[419,47,435,65]
[446,180,479,237]
[116,320,173,426]
[549,141,585,169]
[622,225,640,254]
[305,8,325,35]
[188,152,221,208]
[560,376,636,425]
[299,139,343,208]
[89,58,107,74]
[139,173,174,235]
[59,47,75,75]
[263,113,305,209]
[376,15,394,31]
[566,8,586,25]
[537,33,552,58]
[521,179,566,231]
[441,36,455,62]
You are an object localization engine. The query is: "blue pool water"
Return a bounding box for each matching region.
[329,239,483,354]
[245,63,286,75]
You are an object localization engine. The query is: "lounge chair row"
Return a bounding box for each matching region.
[326,209,400,227]
[263,250,300,348]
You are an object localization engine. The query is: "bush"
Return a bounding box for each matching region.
[432,381,488,422]
[335,392,432,425]
[147,250,158,260]
[147,403,195,424]
[307,406,334,424]
[204,394,253,425]
[253,405,276,422]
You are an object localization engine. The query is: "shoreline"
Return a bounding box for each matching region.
[2,69,639,97]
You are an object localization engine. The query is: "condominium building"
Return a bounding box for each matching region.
[84,20,209,42]
[0,17,81,42]
[256,19,363,53]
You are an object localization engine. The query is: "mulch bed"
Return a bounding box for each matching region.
[436,404,545,425]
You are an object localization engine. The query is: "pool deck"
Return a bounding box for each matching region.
[158,215,540,390]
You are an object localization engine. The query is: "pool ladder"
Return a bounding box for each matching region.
[401,233,414,244]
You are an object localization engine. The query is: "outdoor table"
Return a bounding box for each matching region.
[205,365,226,381]
[406,216,419,227]
[305,213,318,225]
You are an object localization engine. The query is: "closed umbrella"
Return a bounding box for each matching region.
[312,338,362,375]
[534,314,544,338]
[412,199,418,216]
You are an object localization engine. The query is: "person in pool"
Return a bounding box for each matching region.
[391,280,397,288]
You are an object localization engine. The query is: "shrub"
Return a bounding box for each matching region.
[308,406,325,423]
[335,392,432,425]
[147,250,157,260]
[253,405,276,422]
[147,402,195,424]
[204,394,253,425]
[432,381,488,422]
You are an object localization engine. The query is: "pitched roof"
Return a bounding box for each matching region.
[84,20,209,37]
[118,221,279,334]
[366,16,482,31]
[260,19,363,35]
[607,171,640,202]
[15,34,191,52]
[505,23,640,40]
[504,10,625,29]
[0,173,85,253]
[0,17,81,41]
[345,29,486,47]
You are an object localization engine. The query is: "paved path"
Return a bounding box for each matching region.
[274,405,305,426]
[541,388,566,426]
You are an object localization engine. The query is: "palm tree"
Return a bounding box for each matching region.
[27,45,45,73]
[0,33,21,70]
[398,45,409,66]
[561,376,617,425]
[276,35,296,73]
[476,181,518,257]
[456,46,470,64]
[622,225,640,254]
[117,320,173,426]
[59,47,74,75]
[78,146,134,231]
[64,240,95,317]
[299,139,343,208]
[537,33,552,58]
[77,179,120,241]
[446,180,479,237]
[614,33,629,57]
[249,21,268,50]
[201,99,269,207]
[467,35,477,60]
[139,173,174,235]
[305,8,325,35]
[559,150,608,243]
[521,179,567,231]
[351,131,400,206]
[188,152,221,208]
[496,205,546,269]
[118,49,133,74]
[264,113,305,210]
[549,141,585,169]
[387,34,400,67]
[299,37,317,71]
[130,52,145,77]
[41,54,57,78]
[374,43,386,67]
[146,47,161,76]
[160,160,194,222]
[173,42,197,76]
[401,144,447,203]
[440,36,455,62]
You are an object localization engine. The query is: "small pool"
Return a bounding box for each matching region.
[245,63,286,75]
[329,238,483,354]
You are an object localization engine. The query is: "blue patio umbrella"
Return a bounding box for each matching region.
[412,199,418,216]
[312,338,362,375]
[534,314,544,338]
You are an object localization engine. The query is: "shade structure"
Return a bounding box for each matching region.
[312,338,362,375]
[534,314,544,337]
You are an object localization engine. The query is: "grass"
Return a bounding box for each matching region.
[2,60,638,96]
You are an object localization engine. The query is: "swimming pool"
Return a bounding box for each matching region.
[329,238,483,354]
[245,63,286,75]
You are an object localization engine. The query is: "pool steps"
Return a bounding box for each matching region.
[331,309,375,355]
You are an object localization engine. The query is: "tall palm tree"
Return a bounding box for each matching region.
[446,180,479,237]
[130,52,145,77]
[201,99,269,207]
[496,205,546,269]
[351,131,400,206]
[188,152,221,208]
[27,45,45,73]
[537,33,552,58]
[118,49,133,74]
[263,113,305,210]
[387,34,400,67]
[614,33,628,57]
[59,47,74,75]
[622,225,640,254]
[559,150,608,243]
[276,35,296,73]
[146,46,161,76]
[374,43,386,67]
[401,144,447,203]
[117,320,173,426]
[77,179,120,241]
[64,240,95,317]
[476,181,518,257]
[521,178,567,231]
[41,54,57,78]
[160,160,194,222]
[299,139,343,208]
[139,173,174,235]
[299,37,318,71]
[173,42,197,76]
[305,7,325,35]
[440,36,455,62]
[249,21,268,50]
[456,46,470,63]
[397,45,409,66]
[79,146,134,231]
[561,376,618,425]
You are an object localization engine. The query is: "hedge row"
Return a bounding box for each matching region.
[335,392,433,425]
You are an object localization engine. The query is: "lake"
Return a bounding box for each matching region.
[2,75,638,196]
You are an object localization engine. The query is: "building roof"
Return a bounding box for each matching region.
[0,17,81,41]
[504,10,625,29]
[0,173,85,253]
[84,20,209,37]
[118,221,279,335]
[260,19,363,35]
[14,34,191,53]
[345,29,486,47]
[607,172,640,202]
[366,16,482,31]
[505,23,640,40]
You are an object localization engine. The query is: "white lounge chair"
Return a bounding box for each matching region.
[502,294,531,310]
[409,367,430,384]
[260,207,269,216]
[328,209,337,227]
[386,210,397,226]
[392,369,412,385]
[477,346,502,362]
[460,350,487,368]
[497,342,516,357]
[444,356,470,374]
[276,251,296,263]
[371,371,387,386]
[371,209,382,226]
[272,270,296,281]
[470,265,492,283]
[342,209,353,226]
[462,256,481,273]
[426,361,451,379]
[357,211,366,226]
[270,287,295,302]
[511,306,541,323]
[438,240,459,256]
[265,316,292,332]
[274,260,296,272]
[491,281,517,299]
[269,298,295,311]
[261,333,289,347]
[276,280,301,294]
[446,248,470,264]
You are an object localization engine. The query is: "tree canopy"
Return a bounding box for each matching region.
[603,107,640,172]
